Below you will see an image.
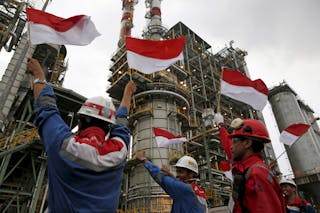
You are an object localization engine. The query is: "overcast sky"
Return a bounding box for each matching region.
[1,0,319,176]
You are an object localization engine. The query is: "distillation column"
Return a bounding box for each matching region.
[268,83,320,203]
[116,1,187,212]
[143,0,166,40]
[0,33,34,135]
[118,0,138,47]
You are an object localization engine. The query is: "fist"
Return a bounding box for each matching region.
[135,151,146,161]
[27,58,45,78]
[214,112,224,125]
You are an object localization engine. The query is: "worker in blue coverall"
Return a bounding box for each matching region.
[135,151,208,213]
[27,58,136,212]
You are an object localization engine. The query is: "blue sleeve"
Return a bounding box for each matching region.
[109,106,130,148]
[306,204,316,213]
[144,161,193,199]
[34,85,72,152]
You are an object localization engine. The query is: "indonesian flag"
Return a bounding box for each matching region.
[153,127,187,147]
[218,160,233,181]
[219,127,232,160]
[280,123,310,146]
[26,7,100,45]
[126,36,185,74]
[221,68,268,111]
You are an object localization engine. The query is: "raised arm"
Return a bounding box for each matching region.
[120,80,136,111]
[27,58,46,99]
[27,58,71,152]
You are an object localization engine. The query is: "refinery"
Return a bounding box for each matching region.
[0,0,319,212]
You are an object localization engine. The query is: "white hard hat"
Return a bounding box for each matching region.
[280,179,297,187]
[78,96,116,124]
[175,156,198,175]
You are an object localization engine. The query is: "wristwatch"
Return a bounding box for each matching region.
[33,78,47,84]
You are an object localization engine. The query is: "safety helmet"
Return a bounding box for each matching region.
[77,96,116,124]
[175,156,198,175]
[280,179,297,188]
[230,118,271,143]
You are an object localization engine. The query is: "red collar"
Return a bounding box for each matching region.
[286,196,307,206]
[232,153,263,173]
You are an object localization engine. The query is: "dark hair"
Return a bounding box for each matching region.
[235,136,265,153]
[251,139,265,153]
[79,115,111,134]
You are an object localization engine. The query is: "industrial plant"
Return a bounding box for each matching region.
[0,0,319,212]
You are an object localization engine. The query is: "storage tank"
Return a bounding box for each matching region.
[269,82,320,204]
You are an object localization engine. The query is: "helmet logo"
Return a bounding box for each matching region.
[188,161,196,167]
[243,125,252,133]
[102,108,110,117]
[230,118,244,129]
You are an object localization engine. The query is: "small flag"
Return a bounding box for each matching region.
[221,68,268,111]
[26,7,100,45]
[218,160,233,181]
[218,160,231,171]
[280,123,310,146]
[126,36,185,74]
[153,127,187,147]
[219,127,232,160]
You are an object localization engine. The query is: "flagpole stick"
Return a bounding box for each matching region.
[217,91,221,113]
[129,69,136,108]
[26,22,34,90]
[156,147,164,166]
[41,0,51,11]
[216,66,224,113]
[273,135,305,163]
[275,149,287,161]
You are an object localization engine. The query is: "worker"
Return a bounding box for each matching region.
[135,151,208,213]
[280,179,315,213]
[213,113,286,213]
[27,58,136,212]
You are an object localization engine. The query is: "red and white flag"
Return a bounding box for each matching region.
[126,36,185,74]
[219,127,232,160]
[280,123,310,146]
[26,7,100,45]
[221,68,268,111]
[218,160,233,181]
[153,127,187,147]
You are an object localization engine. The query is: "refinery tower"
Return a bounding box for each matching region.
[109,0,278,212]
[269,82,320,205]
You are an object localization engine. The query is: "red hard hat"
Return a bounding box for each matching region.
[230,118,271,143]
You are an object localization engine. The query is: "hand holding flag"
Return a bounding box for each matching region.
[218,160,233,181]
[26,7,100,45]
[279,123,310,146]
[221,68,268,111]
[126,36,185,74]
[153,127,187,147]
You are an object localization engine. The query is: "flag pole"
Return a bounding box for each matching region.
[216,66,224,113]
[156,147,164,166]
[129,69,136,108]
[26,22,34,90]
[272,134,305,167]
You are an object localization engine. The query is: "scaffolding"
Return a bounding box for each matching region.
[108,21,268,212]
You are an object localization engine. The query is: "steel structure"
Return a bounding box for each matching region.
[269,82,320,206]
[0,0,26,52]
[109,17,279,211]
